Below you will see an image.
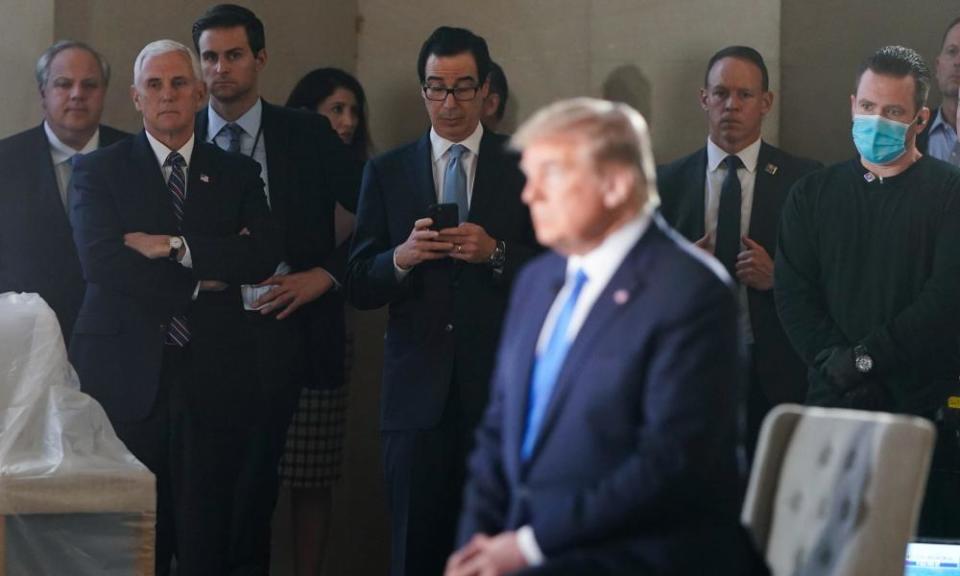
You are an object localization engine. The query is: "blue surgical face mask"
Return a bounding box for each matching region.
[851,114,913,165]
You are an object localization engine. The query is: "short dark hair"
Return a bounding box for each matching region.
[856,45,930,113]
[286,67,372,160]
[941,17,960,50]
[192,4,265,55]
[487,61,509,120]
[704,45,769,91]
[417,26,491,85]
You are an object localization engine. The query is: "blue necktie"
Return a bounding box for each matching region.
[164,151,190,347]
[521,269,589,460]
[443,144,468,223]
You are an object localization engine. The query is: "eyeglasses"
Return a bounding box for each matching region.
[422,84,479,102]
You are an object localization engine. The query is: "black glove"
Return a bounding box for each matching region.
[816,346,863,394]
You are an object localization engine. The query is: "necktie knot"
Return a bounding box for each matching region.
[448,143,466,161]
[724,154,743,172]
[165,151,185,169]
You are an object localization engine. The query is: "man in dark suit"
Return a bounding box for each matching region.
[448,98,747,576]
[0,40,128,345]
[657,46,820,459]
[190,6,361,573]
[347,26,538,576]
[917,17,960,160]
[69,39,281,575]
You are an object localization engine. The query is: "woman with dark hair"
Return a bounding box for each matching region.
[279,67,370,576]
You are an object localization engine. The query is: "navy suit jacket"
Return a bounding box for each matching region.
[196,102,361,393]
[657,142,821,405]
[68,131,282,424]
[458,215,747,574]
[0,124,129,344]
[347,129,538,431]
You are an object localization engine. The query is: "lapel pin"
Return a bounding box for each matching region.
[200,174,210,183]
[764,163,778,175]
[863,172,876,183]
[613,289,629,305]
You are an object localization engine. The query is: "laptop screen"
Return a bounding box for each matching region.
[906,541,960,575]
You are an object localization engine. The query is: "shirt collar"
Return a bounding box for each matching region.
[929,107,955,137]
[207,98,263,141]
[706,136,761,173]
[430,122,484,162]
[144,130,195,169]
[44,121,99,165]
[566,208,652,288]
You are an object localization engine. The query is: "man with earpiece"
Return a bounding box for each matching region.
[776,45,960,538]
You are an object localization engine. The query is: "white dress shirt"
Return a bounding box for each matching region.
[519,208,653,566]
[705,136,759,344]
[45,121,99,208]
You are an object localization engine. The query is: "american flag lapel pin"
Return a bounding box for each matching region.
[613,289,629,305]
[764,163,778,175]
[200,173,210,183]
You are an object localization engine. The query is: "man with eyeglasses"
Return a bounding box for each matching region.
[347,25,538,576]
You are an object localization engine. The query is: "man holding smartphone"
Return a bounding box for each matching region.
[347,26,538,576]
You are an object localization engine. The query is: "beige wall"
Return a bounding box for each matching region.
[0,0,55,136]
[54,1,358,133]
[356,0,781,164]
[781,0,957,164]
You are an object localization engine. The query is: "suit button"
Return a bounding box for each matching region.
[445,323,454,333]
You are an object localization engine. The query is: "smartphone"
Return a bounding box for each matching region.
[427,203,459,231]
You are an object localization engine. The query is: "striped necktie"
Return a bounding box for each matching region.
[164,151,190,346]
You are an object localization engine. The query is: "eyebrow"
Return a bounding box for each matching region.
[425,75,477,83]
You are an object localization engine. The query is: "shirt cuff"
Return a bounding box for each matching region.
[192,282,200,301]
[318,267,341,290]
[516,526,544,566]
[179,236,192,269]
[393,248,412,281]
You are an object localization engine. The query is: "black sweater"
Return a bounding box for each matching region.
[775,155,960,415]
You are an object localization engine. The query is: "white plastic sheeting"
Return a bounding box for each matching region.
[0,292,155,575]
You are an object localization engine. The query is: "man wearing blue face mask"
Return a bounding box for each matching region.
[776,45,960,537]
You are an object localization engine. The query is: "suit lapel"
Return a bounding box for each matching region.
[260,101,287,221]
[131,131,178,233]
[689,148,708,239]
[524,222,656,464]
[29,126,72,233]
[181,141,219,233]
[468,130,499,223]
[748,142,779,248]
[410,133,438,213]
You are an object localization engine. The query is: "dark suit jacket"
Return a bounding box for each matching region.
[68,131,282,424]
[347,129,538,431]
[916,106,935,155]
[458,215,747,574]
[196,101,361,394]
[657,142,821,405]
[0,124,129,344]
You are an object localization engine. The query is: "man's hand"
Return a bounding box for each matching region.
[394,217,455,270]
[693,233,713,254]
[198,280,228,292]
[445,532,527,576]
[439,223,497,264]
[736,236,774,290]
[254,267,334,319]
[124,232,174,260]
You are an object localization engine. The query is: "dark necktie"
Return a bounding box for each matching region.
[716,155,743,281]
[165,151,190,346]
[443,144,468,223]
[224,123,243,154]
[521,268,589,460]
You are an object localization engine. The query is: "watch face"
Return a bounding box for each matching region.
[170,237,183,250]
[856,354,873,373]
